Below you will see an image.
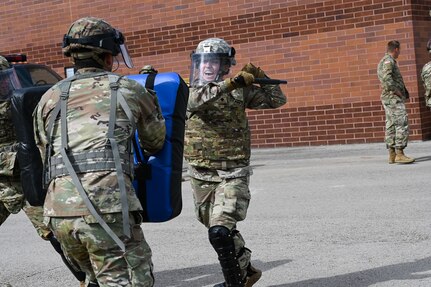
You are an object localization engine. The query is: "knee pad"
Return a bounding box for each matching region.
[208,225,235,254]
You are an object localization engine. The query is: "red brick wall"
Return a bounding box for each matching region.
[1,0,430,148]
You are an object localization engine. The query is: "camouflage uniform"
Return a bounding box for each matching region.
[34,17,165,287]
[377,53,409,149]
[185,38,286,286]
[421,61,431,107]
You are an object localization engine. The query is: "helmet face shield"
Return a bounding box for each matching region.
[118,38,134,68]
[189,53,231,87]
[113,29,134,69]
[0,68,21,101]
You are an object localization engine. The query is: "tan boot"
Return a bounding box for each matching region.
[245,264,262,287]
[395,148,415,164]
[79,282,86,287]
[388,148,396,164]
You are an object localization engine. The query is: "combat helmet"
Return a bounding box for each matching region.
[190,38,236,85]
[62,16,133,68]
[194,38,236,66]
[0,56,10,71]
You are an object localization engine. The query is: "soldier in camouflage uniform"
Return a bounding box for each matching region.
[421,39,431,109]
[0,55,88,286]
[185,38,286,287]
[377,40,414,164]
[34,17,165,287]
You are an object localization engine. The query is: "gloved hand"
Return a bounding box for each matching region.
[224,71,255,91]
[241,63,266,79]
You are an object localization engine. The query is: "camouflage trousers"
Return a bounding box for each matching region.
[49,212,154,287]
[23,203,52,239]
[381,98,409,149]
[0,177,52,239]
[0,179,24,225]
[190,176,252,276]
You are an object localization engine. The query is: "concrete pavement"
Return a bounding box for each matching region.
[2,141,431,286]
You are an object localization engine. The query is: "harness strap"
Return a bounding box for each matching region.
[107,74,131,239]
[45,80,71,186]
[44,72,137,251]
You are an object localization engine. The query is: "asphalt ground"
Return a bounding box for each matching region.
[2,141,431,286]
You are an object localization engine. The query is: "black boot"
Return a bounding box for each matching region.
[244,263,262,287]
[209,226,245,287]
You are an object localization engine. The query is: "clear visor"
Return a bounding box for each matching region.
[0,68,21,101]
[189,54,231,87]
[119,43,134,69]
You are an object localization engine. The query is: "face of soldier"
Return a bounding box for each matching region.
[199,58,221,82]
[393,47,400,59]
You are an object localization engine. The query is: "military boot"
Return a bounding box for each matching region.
[244,264,262,287]
[214,264,262,287]
[388,147,396,164]
[395,148,415,164]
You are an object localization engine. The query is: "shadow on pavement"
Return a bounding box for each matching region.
[269,256,431,287]
[413,156,431,163]
[154,259,290,287]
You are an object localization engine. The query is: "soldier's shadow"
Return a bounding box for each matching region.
[153,259,290,287]
[413,156,431,162]
[268,256,431,287]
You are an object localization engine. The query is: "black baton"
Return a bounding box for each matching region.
[234,77,288,85]
[254,78,288,85]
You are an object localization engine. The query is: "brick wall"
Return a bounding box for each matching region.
[1,0,430,148]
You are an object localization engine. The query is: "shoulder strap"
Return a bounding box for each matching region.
[106,74,134,240]
[145,73,156,90]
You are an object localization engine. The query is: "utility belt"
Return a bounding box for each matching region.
[46,149,133,182]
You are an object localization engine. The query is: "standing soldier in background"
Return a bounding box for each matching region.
[377,40,415,164]
[184,38,286,287]
[34,17,165,286]
[421,39,431,109]
[0,55,88,286]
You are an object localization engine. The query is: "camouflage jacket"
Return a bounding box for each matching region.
[184,81,286,178]
[421,61,431,107]
[0,100,18,177]
[377,53,407,101]
[34,68,165,217]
